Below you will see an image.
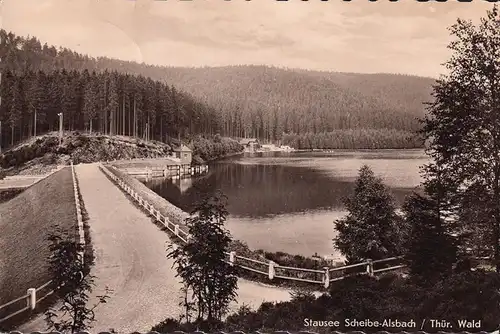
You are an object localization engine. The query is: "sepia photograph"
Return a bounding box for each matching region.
[0,0,499,333]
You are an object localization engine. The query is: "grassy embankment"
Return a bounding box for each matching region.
[0,168,77,329]
[0,132,243,176]
[0,132,176,176]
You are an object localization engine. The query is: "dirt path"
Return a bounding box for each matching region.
[18,163,297,333]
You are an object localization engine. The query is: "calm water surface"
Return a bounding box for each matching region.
[144,149,428,258]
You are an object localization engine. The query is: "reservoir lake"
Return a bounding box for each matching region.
[144,149,428,259]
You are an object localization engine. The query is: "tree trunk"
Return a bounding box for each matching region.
[160,115,163,142]
[494,166,500,273]
[116,107,118,136]
[28,116,33,139]
[129,99,132,136]
[34,110,37,137]
[122,96,125,136]
[133,99,137,138]
[148,114,150,141]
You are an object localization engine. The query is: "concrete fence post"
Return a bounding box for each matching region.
[174,224,180,236]
[27,288,36,310]
[268,261,275,280]
[229,251,236,266]
[323,267,330,289]
[366,259,374,277]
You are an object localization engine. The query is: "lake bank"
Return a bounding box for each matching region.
[143,149,428,258]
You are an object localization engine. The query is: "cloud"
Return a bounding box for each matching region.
[0,0,496,77]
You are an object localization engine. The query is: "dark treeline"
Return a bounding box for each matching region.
[0,70,221,150]
[156,66,434,148]
[0,29,432,149]
[0,68,221,148]
[0,30,219,148]
[283,129,423,149]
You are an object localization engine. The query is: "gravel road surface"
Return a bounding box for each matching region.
[18,163,297,333]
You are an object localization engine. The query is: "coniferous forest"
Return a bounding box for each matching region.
[0,29,434,150]
[0,30,223,149]
[0,68,220,146]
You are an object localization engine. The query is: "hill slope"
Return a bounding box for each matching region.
[0,132,173,173]
[157,66,435,148]
[0,132,242,175]
[1,30,435,149]
[159,66,434,132]
[0,167,76,321]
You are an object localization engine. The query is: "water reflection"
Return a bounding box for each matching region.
[143,150,427,256]
[145,159,418,219]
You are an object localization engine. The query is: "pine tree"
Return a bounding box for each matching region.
[82,74,98,133]
[404,193,457,285]
[333,165,408,263]
[8,76,22,145]
[167,191,238,323]
[107,73,119,136]
[25,70,44,137]
[421,5,500,271]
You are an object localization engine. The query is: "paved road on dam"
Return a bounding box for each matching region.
[18,163,297,333]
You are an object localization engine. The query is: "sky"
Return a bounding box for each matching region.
[0,0,496,78]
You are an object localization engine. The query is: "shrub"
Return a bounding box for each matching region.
[42,153,57,165]
[167,191,238,322]
[214,271,500,332]
[334,165,409,263]
[191,136,243,162]
[404,193,457,285]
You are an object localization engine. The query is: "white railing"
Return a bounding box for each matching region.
[0,164,85,324]
[72,161,86,263]
[99,163,407,290]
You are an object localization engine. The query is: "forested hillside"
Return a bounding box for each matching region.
[153,66,434,149]
[0,30,224,151]
[0,29,435,149]
[0,68,219,148]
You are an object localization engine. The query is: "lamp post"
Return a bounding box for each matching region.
[312,252,321,282]
[58,113,63,146]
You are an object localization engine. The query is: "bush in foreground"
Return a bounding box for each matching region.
[167,190,238,323]
[153,270,500,333]
[334,165,409,263]
[44,227,112,333]
[404,193,457,285]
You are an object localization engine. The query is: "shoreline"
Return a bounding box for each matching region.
[104,164,341,290]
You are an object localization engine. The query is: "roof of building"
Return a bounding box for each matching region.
[174,144,192,152]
